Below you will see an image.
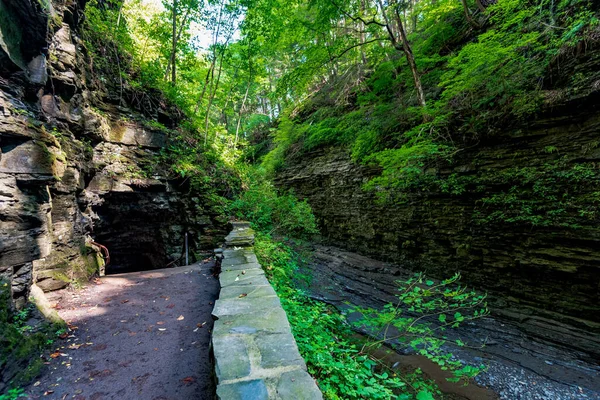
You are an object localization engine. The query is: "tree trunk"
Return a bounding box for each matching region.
[377,0,426,107]
[394,8,426,107]
[164,5,192,81]
[204,51,225,145]
[171,0,177,85]
[235,81,251,148]
[461,0,481,29]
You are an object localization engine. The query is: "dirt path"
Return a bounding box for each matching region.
[24,261,219,400]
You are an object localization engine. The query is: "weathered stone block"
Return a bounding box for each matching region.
[213,335,251,381]
[107,121,166,148]
[0,140,56,175]
[276,370,323,400]
[221,262,262,272]
[217,380,268,400]
[213,308,291,335]
[219,284,276,300]
[219,269,267,288]
[212,295,281,318]
[255,333,306,370]
[225,227,255,247]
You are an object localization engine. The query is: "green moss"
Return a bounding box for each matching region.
[109,122,127,142]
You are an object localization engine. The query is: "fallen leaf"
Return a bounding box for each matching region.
[121,299,129,304]
[50,351,61,359]
[177,315,184,321]
[68,344,82,350]
[154,348,159,351]
[34,381,41,387]
[43,391,54,396]
[238,293,248,298]
[166,304,175,309]
[156,321,165,325]
[197,322,206,328]
[59,332,69,339]
[182,376,195,385]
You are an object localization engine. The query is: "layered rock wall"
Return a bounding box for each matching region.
[0,0,225,307]
[275,98,600,353]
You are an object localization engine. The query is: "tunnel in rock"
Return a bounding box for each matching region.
[90,190,188,275]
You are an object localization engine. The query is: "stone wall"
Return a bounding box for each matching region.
[274,98,600,353]
[211,222,322,400]
[0,0,226,308]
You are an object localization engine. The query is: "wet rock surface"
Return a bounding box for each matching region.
[23,261,219,399]
[303,245,600,400]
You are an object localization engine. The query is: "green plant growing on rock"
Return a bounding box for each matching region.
[350,273,488,384]
[0,281,63,393]
[255,235,443,399]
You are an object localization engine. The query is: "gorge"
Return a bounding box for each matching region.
[1,0,600,399]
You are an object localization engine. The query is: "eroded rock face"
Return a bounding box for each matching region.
[0,0,226,307]
[275,101,600,356]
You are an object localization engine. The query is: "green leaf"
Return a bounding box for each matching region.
[426,280,434,286]
[438,314,447,323]
[416,390,435,400]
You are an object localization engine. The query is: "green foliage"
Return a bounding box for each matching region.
[254,235,446,400]
[350,273,488,384]
[0,281,58,393]
[0,388,27,400]
[228,167,318,237]
[258,0,599,203]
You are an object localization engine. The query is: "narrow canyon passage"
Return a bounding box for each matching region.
[23,262,219,400]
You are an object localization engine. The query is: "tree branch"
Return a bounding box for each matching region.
[328,0,388,28]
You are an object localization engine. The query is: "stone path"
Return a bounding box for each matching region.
[23,262,218,400]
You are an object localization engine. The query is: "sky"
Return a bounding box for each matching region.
[138,0,240,50]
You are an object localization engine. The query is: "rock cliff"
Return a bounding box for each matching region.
[275,93,600,357]
[0,0,226,308]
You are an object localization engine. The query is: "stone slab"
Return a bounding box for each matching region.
[220,269,266,287]
[212,295,281,318]
[276,370,323,400]
[255,333,306,370]
[213,223,322,399]
[217,379,268,400]
[219,284,277,300]
[213,308,291,335]
[221,262,262,272]
[213,335,251,381]
[222,254,259,266]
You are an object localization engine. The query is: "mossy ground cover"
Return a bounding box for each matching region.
[0,282,64,397]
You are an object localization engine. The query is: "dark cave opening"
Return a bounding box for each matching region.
[91,191,186,275]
